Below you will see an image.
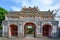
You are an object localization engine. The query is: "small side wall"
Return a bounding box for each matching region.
[2,20,24,37]
[8,21,23,37]
[41,21,59,37]
[51,21,59,37]
[2,21,8,37]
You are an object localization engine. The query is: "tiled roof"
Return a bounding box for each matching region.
[39,11,52,16]
[6,7,54,18]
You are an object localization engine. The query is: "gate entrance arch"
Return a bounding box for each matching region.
[42,24,51,36]
[24,22,36,37]
[9,24,18,37]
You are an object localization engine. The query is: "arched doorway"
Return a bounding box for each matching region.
[9,24,18,37]
[24,22,36,37]
[42,24,51,36]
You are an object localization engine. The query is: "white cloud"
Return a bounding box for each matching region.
[15,0,53,10]
[21,0,52,7]
[49,4,60,10]
[11,6,20,11]
[10,0,60,11]
[41,0,53,6]
[22,0,29,7]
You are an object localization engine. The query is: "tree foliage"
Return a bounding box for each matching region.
[0,7,8,29]
[0,7,8,21]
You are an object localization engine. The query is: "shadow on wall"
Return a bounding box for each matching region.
[0,24,3,37]
[58,28,60,37]
[0,29,2,37]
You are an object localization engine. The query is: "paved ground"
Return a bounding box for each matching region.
[0,37,60,40]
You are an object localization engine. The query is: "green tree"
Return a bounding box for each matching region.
[0,7,8,21]
[0,7,8,29]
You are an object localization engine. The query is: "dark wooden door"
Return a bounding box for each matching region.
[10,25,18,36]
[43,25,51,36]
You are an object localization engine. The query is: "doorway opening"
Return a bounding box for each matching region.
[24,22,36,37]
[9,24,18,37]
[42,24,51,36]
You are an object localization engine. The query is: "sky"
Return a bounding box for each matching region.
[0,0,60,26]
[0,0,60,11]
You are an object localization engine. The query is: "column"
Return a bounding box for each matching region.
[2,25,4,37]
